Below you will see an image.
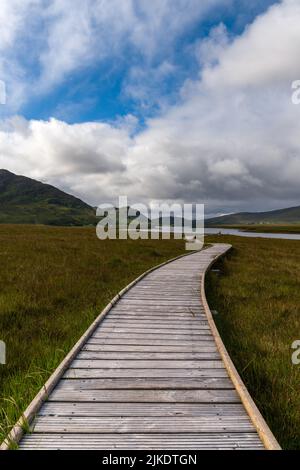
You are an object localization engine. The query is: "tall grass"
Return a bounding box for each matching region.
[206,235,300,450]
[0,224,186,442]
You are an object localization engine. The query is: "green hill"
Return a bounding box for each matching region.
[0,169,97,226]
[206,205,300,226]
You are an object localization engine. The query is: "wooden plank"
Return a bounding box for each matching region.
[19,433,264,450]
[101,323,210,331]
[88,337,214,345]
[64,368,229,379]
[70,359,224,369]
[77,351,220,360]
[93,328,212,335]
[111,304,204,309]
[94,324,210,331]
[107,311,204,317]
[91,333,213,340]
[118,300,202,305]
[49,388,240,403]
[32,416,254,433]
[108,313,206,319]
[97,329,211,337]
[125,288,200,292]
[38,402,246,417]
[126,289,200,293]
[102,319,208,326]
[57,377,233,390]
[110,309,204,314]
[123,295,201,300]
[107,313,206,319]
[83,344,217,352]
[101,319,207,325]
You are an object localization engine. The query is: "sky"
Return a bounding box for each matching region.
[0,0,300,216]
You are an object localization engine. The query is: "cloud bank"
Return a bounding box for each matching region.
[1,0,300,215]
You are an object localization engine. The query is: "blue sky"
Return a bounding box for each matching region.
[0,0,299,215]
[1,0,279,124]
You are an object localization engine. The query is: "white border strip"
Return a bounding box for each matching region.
[201,244,281,450]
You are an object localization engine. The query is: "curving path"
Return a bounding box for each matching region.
[3,244,280,450]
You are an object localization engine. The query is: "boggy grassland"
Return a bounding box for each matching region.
[206,234,300,450]
[0,226,299,449]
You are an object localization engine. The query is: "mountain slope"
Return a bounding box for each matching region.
[206,205,300,226]
[0,170,97,226]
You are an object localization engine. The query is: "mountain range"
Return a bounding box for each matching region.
[206,206,300,226]
[0,169,299,226]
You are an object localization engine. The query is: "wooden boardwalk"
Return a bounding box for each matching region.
[7,244,280,450]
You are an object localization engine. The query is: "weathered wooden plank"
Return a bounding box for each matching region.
[125,295,201,298]
[110,311,204,316]
[101,324,210,332]
[32,416,254,433]
[83,343,217,352]
[110,307,205,313]
[102,319,208,327]
[88,337,214,345]
[57,377,233,390]
[107,311,204,317]
[134,281,201,284]
[64,368,229,379]
[123,297,201,300]
[129,288,200,291]
[77,351,220,360]
[95,325,210,336]
[108,313,205,319]
[118,300,202,305]
[125,288,200,292]
[91,333,213,340]
[107,313,206,319]
[19,433,264,450]
[112,304,204,308]
[123,295,201,300]
[70,359,224,369]
[49,389,239,403]
[38,402,246,417]
[93,328,212,336]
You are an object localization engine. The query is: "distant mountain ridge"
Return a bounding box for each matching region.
[206,205,300,226]
[1,169,299,227]
[0,169,97,226]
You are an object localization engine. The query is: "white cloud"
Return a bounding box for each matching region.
[0,0,228,109]
[1,0,300,215]
[196,23,230,68]
[0,0,38,50]
[202,0,300,88]
[0,117,129,199]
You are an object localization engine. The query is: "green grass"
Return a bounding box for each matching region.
[205,234,300,450]
[0,224,186,443]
